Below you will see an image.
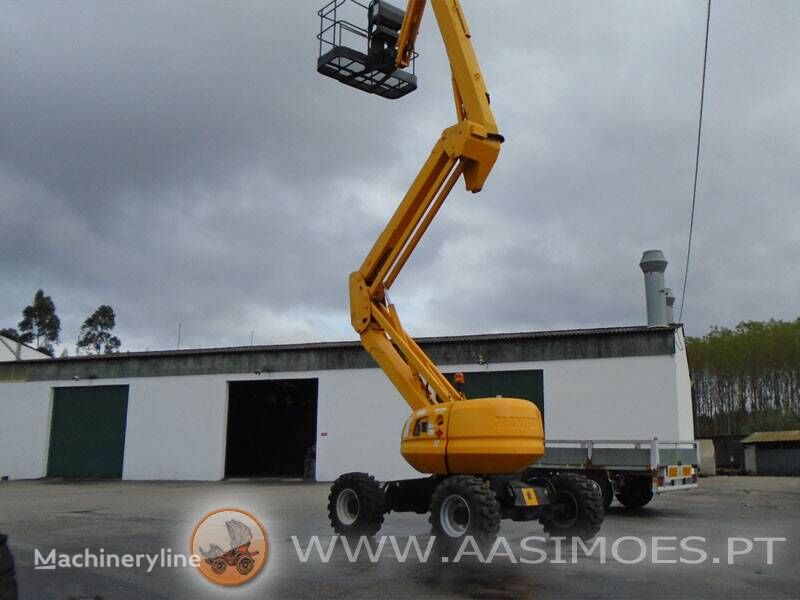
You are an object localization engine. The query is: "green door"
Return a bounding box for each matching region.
[47,385,129,478]
[446,370,544,424]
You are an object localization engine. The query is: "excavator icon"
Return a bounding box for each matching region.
[199,519,259,576]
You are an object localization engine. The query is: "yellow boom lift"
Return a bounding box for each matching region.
[316,0,604,548]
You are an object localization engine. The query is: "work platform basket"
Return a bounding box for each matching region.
[317,0,418,99]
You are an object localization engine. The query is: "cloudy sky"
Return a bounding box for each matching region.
[1,0,798,353]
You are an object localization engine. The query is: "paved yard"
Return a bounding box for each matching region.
[1,476,798,599]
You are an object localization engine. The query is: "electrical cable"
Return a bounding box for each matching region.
[679,0,712,323]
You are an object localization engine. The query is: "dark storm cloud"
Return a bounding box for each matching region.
[1,0,798,353]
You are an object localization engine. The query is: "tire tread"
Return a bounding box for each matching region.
[328,472,385,537]
[539,473,604,540]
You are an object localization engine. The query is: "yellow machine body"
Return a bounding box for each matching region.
[401,397,545,475]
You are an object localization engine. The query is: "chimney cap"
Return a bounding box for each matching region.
[640,249,667,273]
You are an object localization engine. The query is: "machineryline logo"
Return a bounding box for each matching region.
[32,506,270,588]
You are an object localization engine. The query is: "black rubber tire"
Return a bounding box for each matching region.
[586,471,614,511]
[429,475,501,552]
[328,472,386,537]
[0,534,18,600]
[539,473,604,540]
[615,475,654,509]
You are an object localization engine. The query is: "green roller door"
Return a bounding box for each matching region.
[47,385,129,478]
[445,370,544,422]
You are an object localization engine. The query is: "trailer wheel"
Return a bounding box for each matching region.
[328,472,386,537]
[615,475,654,509]
[586,472,614,510]
[0,534,18,600]
[539,473,604,540]
[429,475,500,552]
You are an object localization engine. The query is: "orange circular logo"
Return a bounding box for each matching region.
[190,508,268,586]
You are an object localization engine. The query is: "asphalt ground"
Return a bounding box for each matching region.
[1,475,798,599]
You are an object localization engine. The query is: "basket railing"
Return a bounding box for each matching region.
[317,0,416,75]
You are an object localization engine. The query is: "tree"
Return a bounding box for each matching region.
[0,328,20,341]
[17,289,61,356]
[687,317,800,436]
[76,305,121,354]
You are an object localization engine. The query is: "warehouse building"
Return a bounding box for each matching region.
[0,324,692,482]
[742,431,800,476]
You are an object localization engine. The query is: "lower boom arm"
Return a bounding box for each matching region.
[350,0,503,413]
[350,123,501,411]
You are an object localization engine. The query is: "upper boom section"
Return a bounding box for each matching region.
[398,0,499,137]
[395,0,425,68]
[317,0,504,410]
[430,0,499,135]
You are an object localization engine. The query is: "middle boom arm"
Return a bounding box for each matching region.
[349,0,503,411]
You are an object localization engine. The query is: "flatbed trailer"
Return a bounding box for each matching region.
[524,439,699,510]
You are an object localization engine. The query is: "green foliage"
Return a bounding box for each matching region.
[687,318,800,436]
[16,289,61,356]
[0,328,20,341]
[76,305,121,355]
[743,409,800,434]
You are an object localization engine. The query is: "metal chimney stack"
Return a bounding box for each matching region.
[639,250,668,326]
[665,288,676,324]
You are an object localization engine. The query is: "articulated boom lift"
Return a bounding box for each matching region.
[317,0,603,548]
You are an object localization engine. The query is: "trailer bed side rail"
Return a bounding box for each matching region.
[540,439,699,471]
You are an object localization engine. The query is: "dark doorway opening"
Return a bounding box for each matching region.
[225,379,318,478]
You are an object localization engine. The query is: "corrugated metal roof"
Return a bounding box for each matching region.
[741,431,800,444]
[5,324,678,365]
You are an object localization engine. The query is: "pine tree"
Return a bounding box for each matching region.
[76,305,121,354]
[17,289,61,356]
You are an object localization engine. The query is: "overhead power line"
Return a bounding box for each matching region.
[678,0,712,323]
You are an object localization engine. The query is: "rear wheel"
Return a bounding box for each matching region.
[586,471,614,511]
[429,475,500,552]
[615,475,654,509]
[328,472,386,537]
[539,473,604,540]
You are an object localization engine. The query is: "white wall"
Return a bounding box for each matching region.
[0,339,694,481]
[317,348,694,480]
[673,329,695,440]
[0,382,51,479]
[441,355,683,441]
[315,368,419,482]
[122,376,229,480]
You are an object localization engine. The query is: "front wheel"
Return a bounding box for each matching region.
[539,473,604,540]
[429,475,501,552]
[328,472,386,537]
